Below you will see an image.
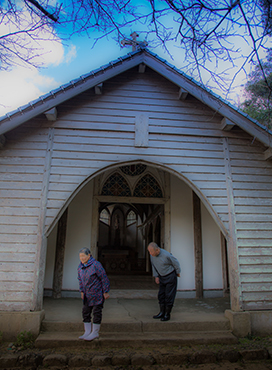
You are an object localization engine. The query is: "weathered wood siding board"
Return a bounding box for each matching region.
[228,136,272,309]
[241,273,272,282]
[3,281,33,291]
[1,262,34,272]
[1,244,37,253]
[1,252,36,263]
[0,125,47,310]
[0,291,33,302]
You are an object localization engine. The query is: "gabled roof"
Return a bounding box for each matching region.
[0,47,271,148]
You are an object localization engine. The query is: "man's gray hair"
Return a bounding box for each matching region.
[79,247,91,255]
[148,242,160,250]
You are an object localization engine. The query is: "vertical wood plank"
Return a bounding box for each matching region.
[223,137,242,311]
[135,113,149,147]
[193,191,203,299]
[52,208,68,299]
[32,127,54,311]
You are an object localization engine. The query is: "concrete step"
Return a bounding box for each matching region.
[42,318,231,333]
[35,330,238,349]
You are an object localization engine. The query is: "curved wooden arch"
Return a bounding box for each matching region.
[45,159,228,238]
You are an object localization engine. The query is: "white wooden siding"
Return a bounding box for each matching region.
[0,127,47,310]
[229,137,272,309]
[0,66,271,310]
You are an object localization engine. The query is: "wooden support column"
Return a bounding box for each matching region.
[164,172,171,252]
[221,232,229,297]
[52,208,68,299]
[32,127,54,311]
[223,138,241,311]
[193,191,203,299]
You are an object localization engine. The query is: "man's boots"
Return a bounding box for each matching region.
[153,304,165,319]
[161,306,172,321]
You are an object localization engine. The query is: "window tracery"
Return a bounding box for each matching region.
[133,174,163,198]
[120,164,146,176]
[101,172,131,196]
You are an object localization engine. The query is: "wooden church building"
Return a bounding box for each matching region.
[0,47,272,338]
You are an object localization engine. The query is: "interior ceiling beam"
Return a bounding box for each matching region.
[137,204,163,229]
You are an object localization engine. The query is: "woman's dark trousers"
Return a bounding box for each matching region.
[82,301,104,324]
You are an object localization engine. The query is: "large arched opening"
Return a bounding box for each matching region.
[43,161,229,302]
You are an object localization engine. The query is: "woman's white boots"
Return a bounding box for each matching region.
[79,322,92,339]
[84,323,100,341]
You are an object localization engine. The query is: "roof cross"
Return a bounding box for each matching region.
[121,32,148,51]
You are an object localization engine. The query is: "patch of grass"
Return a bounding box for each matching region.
[15,331,35,350]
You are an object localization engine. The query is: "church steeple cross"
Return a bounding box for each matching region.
[121,32,148,51]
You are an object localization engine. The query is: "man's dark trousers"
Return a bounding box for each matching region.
[158,270,177,307]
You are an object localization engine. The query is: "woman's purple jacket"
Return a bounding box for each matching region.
[78,256,110,306]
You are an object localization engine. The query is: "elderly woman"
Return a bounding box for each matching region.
[78,247,110,341]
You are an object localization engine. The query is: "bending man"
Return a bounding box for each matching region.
[148,242,181,321]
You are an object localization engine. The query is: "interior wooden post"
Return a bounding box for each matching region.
[91,178,100,260]
[193,191,203,299]
[52,208,68,299]
[164,172,171,252]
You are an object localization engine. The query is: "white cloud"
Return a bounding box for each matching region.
[65,44,77,64]
[0,39,79,117]
[0,6,67,117]
[0,67,59,117]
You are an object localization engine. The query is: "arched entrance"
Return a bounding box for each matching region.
[43,162,229,300]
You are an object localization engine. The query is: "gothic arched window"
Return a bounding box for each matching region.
[101,172,131,196]
[127,210,136,226]
[133,174,163,198]
[99,208,110,225]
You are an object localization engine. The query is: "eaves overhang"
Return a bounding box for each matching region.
[142,52,272,148]
[0,47,271,148]
[0,51,145,136]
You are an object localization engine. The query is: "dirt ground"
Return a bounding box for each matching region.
[25,363,272,370]
[1,336,272,370]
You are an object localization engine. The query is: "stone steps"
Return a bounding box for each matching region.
[35,330,238,349]
[37,297,236,349]
[41,317,231,333]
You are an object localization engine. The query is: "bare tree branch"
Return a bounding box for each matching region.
[0,0,272,108]
[25,0,58,22]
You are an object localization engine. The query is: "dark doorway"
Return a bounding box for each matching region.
[97,202,163,276]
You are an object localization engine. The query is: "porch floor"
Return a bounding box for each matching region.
[42,296,231,323]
